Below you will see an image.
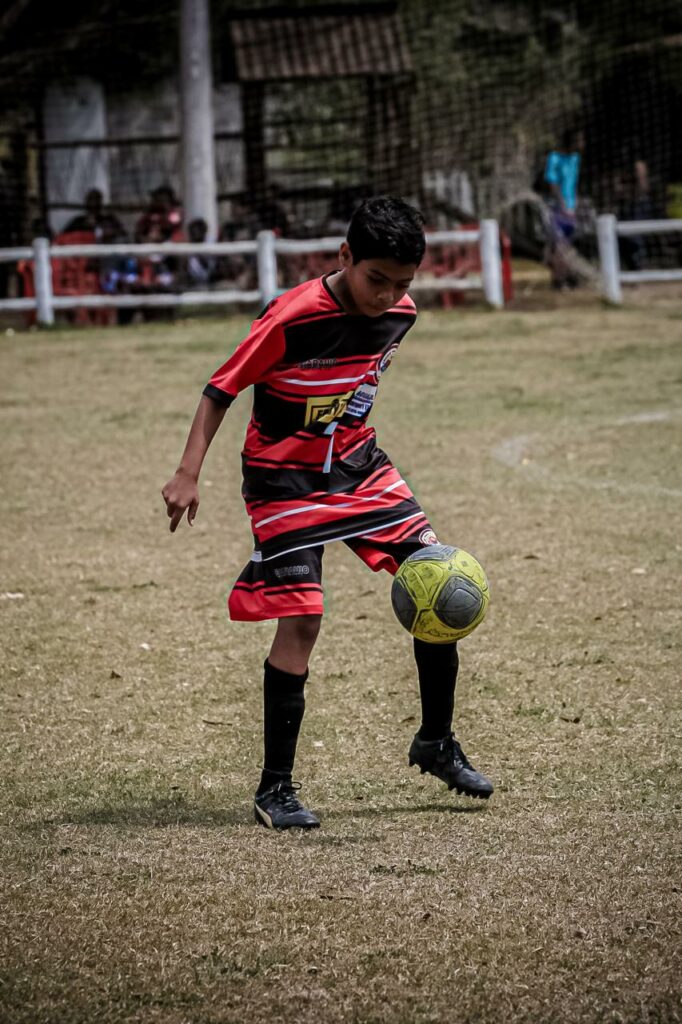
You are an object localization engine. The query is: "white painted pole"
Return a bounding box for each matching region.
[597,213,622,305]
[479,219,504,308]
[179,0,217,239]
[257,230,278,307]
[33,237,54,325]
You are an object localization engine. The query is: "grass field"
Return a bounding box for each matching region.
[1,291,681,1024]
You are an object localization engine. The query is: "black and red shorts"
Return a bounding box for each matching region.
[228,522,438,622]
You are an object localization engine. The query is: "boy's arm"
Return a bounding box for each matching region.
[163,311,286,532]
[162,394,227,532]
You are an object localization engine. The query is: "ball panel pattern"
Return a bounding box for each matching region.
[435,575,484,629]
[390,544,490,644]
[405,544,456,563]
[391,579,418,633]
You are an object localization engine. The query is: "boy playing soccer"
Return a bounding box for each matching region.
[162,197,493,830]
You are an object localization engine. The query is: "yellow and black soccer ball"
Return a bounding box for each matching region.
[391,544,490,643]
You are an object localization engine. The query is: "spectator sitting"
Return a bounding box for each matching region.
[136,216,177,291]
[219,201,258,289]
[135,184,183,243]
[183,217,218,288]
[64,188,125,239]
[97,215,138,295]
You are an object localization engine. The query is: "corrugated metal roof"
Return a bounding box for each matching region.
[229,8,412,82]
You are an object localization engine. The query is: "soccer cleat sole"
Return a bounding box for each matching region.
[409,758,492,799]
[254,803,274,829]
[448,783,491,799]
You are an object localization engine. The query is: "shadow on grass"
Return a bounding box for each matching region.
[23,798,487,835]
[26,798,249,830]
[318,801,488,820]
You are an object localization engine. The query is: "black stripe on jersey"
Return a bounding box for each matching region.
[283,310,415,365]
[243,433,381,471]
[262,384,311,402]
[244,460,391,507]
[259,497,422,560]
[249,416,279,443]
[203,383,235,406]
[281,308,345,328]
[279,353,384,371]
[242,438,390,501]
[386,517,430,544]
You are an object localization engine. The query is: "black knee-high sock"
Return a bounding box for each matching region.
[257,659,308,794]
[413,639,458,741]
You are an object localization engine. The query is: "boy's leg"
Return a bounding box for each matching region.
[227,543,325,827]
[255,615,322,830]
[259,614,321,793]
[413,638,458,741]
[344,534,493,800]
[409,637,492,798]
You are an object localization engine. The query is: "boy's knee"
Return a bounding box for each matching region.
[280,614,322,647]
[295,615,323,646]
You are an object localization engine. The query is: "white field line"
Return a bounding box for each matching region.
[490,410,682,499]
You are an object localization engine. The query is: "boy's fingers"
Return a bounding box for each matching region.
[169,506,184,532]
[188,499,199,526]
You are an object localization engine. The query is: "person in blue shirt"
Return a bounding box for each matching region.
[543,129,585,287]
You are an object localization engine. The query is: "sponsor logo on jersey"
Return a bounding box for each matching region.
[378,343,400,376]
[419,529,439,546]
[304,391,354,426]
[273,564,311,578]
[346,382,377,419]
[297,358,339,369]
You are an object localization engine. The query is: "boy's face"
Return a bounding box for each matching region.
[338,241,417,317]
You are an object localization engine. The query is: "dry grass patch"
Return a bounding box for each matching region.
[1,293,681,1023]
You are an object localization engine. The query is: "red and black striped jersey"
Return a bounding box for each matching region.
[203,274,428,569]
[204,273,416,502]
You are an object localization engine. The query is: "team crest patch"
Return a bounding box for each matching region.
[378,344,400,376]
[419,529,439,546]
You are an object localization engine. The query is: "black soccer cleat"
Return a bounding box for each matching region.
[408,732,494,799]
[254,781,321,830]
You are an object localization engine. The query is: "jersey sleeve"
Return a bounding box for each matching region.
[203,314,286,407]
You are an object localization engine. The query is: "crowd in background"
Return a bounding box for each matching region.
[53,184,254,299]
[1,137,675,320]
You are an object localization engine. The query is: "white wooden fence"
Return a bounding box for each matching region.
[0,222,505,326]
[596,214,682,304]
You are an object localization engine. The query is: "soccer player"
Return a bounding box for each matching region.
[161,197,493,830]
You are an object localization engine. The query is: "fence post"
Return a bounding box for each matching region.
[257,230,278,307]
[596,214,622,304]
[479,219,504,309]
[33,237,54,326]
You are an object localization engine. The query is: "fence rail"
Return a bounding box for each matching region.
[596,214,682,304]
[0,222,506,326]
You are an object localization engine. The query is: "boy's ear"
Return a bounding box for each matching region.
[339,241,353,268]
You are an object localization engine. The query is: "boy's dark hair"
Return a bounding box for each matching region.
[347,196,426,266]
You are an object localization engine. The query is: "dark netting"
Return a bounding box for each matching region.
[1,0,680,298]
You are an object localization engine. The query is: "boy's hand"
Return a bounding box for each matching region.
[162,469,200,532]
